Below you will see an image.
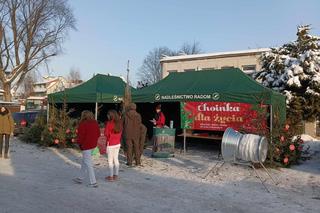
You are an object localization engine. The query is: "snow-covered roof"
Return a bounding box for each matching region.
[33,82,47,85]
[160,48,271,62]
[33,79,56,85]
[0,100,19,104]
[33,87,47,93]
[119,75,127,83]
[27,96,47,100]
[33,76,67,85]
[96,73,127,83]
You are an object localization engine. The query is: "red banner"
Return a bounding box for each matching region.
[181,102,266,131]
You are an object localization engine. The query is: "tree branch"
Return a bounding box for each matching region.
[9,0,20,65]
[0,0,75,101]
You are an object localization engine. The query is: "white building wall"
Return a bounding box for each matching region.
[161,49,269,78]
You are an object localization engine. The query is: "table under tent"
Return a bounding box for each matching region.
[132,68,286,153]
[48,74,130,121]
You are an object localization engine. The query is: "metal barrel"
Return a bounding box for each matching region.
[221,128,243,162]
[221,128,268,163]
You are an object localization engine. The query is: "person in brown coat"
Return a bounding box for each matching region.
[0,106,14,159]
[123,103,142,166]
[139,124,147,158]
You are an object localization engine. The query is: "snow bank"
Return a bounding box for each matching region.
[301,134,319,142]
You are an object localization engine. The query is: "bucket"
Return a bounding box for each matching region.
[221,128,268,163]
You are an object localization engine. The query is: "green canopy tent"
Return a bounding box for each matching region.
[132,68,286,153]
[48,74,130,119]
[133,68,285,120]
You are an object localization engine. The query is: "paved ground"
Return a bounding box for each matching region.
[0,138,320,213]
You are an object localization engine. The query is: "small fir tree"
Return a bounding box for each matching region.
[42,98,77,148]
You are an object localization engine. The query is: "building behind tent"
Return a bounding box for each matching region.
[27,76,81,110]
[160,48,270,78]
[0,89,4,101]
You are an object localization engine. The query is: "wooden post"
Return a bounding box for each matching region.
[124,60,132,110]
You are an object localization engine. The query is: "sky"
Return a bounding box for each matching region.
[47,0,320,84]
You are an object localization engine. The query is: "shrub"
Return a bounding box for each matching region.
[270,124,304,167]
[20,124,44,144]
[20,115,46,144]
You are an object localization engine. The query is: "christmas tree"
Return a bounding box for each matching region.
[255,25,320,126]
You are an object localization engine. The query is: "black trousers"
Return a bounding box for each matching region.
[0,134,10,156]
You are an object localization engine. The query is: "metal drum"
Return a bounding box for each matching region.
[221,128,268,163]
[221,128,243,162]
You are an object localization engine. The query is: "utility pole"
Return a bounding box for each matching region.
[124,60,132,110]
[127,60,130,84]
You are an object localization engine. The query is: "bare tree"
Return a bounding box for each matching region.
[138,46,176,85]
[0,0,75,101]
[138,42,202,85]
[20,70,36,98]
[179,41,202,55]
[67,67,82,84]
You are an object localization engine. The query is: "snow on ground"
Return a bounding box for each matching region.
[0,137,320,213]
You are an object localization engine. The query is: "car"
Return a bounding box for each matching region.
[12,110,46,135]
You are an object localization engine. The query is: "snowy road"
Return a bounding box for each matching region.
[0,138,320,213]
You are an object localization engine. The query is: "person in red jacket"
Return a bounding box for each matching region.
[152,104,165,128]
[73,110,100,188]
[151,105,166,153]
[104,110,122,181]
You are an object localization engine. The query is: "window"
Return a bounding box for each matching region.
[221,66,234,69]
[184,69,196,72]
[242,65,256,71]
[202,67,216,71]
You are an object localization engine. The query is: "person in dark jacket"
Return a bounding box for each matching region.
[0,106,14,159]
[73,110,100,188]
[123,103,142,166]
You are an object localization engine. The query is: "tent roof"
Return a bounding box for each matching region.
[48,74,129,103]
[132,68,286,122]
[133,68,284,104]
[133,68,286,123]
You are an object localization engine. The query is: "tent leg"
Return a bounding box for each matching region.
[183,129,186,155]
[270,105,273,143]
[95,102,98,120]
[251,164,270,193]
[259,162,279,185]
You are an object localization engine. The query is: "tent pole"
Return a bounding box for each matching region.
[95,102,98,120]
[270,105,273,142]
[183,129,186,154]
